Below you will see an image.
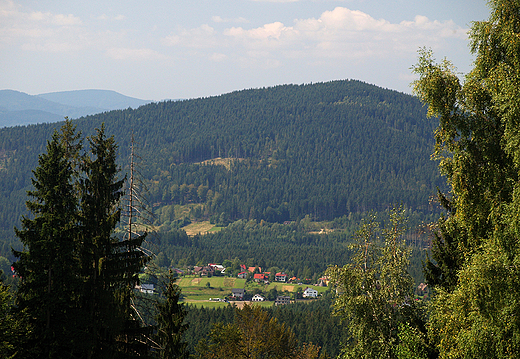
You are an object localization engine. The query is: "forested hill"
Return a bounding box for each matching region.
[0,80,443,249]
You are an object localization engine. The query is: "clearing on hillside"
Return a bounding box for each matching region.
[182,221,222,236]
[195,157,244,170]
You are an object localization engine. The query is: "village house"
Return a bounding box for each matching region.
[171,268,184,275]
[231,288,245,300]
[275,272,288,282]
[208,263,225,272]
[275,295,291,306]
[139,284,155,294]
[193,265,215,276]
[251,294,265,302]
[253,273,267,283]
[237,271,247,279]
[303,287,318,298]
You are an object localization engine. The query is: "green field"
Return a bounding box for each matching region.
[177,276,243,307]
[262,282,327,293]
[177,276,245,289]
[181,220,223,236]
[176,275,326,307]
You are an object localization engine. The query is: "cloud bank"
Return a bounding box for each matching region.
[165,7,468,66]
[2,1,467,62]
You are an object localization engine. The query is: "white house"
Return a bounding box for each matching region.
[209,263,225,271]
[140,284,155,294]
[303,287,318,298]
[275,272,288,282]
[251,294,265,302]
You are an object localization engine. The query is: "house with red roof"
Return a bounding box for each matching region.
[275,272,288,282]
[253,273,267,283]
[248,266,262,273]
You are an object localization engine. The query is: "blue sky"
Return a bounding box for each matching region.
[1,0,489,101]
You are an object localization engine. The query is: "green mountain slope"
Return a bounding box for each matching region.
[0,80,442,260]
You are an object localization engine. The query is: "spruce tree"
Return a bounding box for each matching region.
[12,121,151,357]
[78,124,127,358]
[12,129,81,358]
[79,125,151,358]
[154,272,188,359]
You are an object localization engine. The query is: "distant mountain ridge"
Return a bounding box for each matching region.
[0,89,151,127]
[37,89,150,111]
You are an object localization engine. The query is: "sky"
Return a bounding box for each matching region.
[1,0,490,101]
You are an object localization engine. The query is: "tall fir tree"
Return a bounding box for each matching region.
[12,120,151,357]
[154,271,189,359]
[78,124,128,358]
[12,128,81,358]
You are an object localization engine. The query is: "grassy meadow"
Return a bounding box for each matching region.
[175,275,327,308]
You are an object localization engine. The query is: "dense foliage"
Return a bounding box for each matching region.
[412,1,520,357]
[154,272,189,359]
[327,208,431,359]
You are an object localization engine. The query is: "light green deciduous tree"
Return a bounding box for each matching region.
[327,207,429,359]
[412,1,520,357]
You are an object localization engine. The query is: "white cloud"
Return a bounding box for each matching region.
[225,22,288,41]
[106,47,167,61]
[162,24,221,48]
[212,15,248,24]
[163,6,468,67]
[0,1,83,50]
[0,1,136,56]
[210,52,227,61]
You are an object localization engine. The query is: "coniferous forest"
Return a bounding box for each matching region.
[0,80,442,259]
[4,1,520,357]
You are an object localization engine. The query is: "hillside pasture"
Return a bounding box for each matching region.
[182,221,223,236]
[176,275,326,307]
